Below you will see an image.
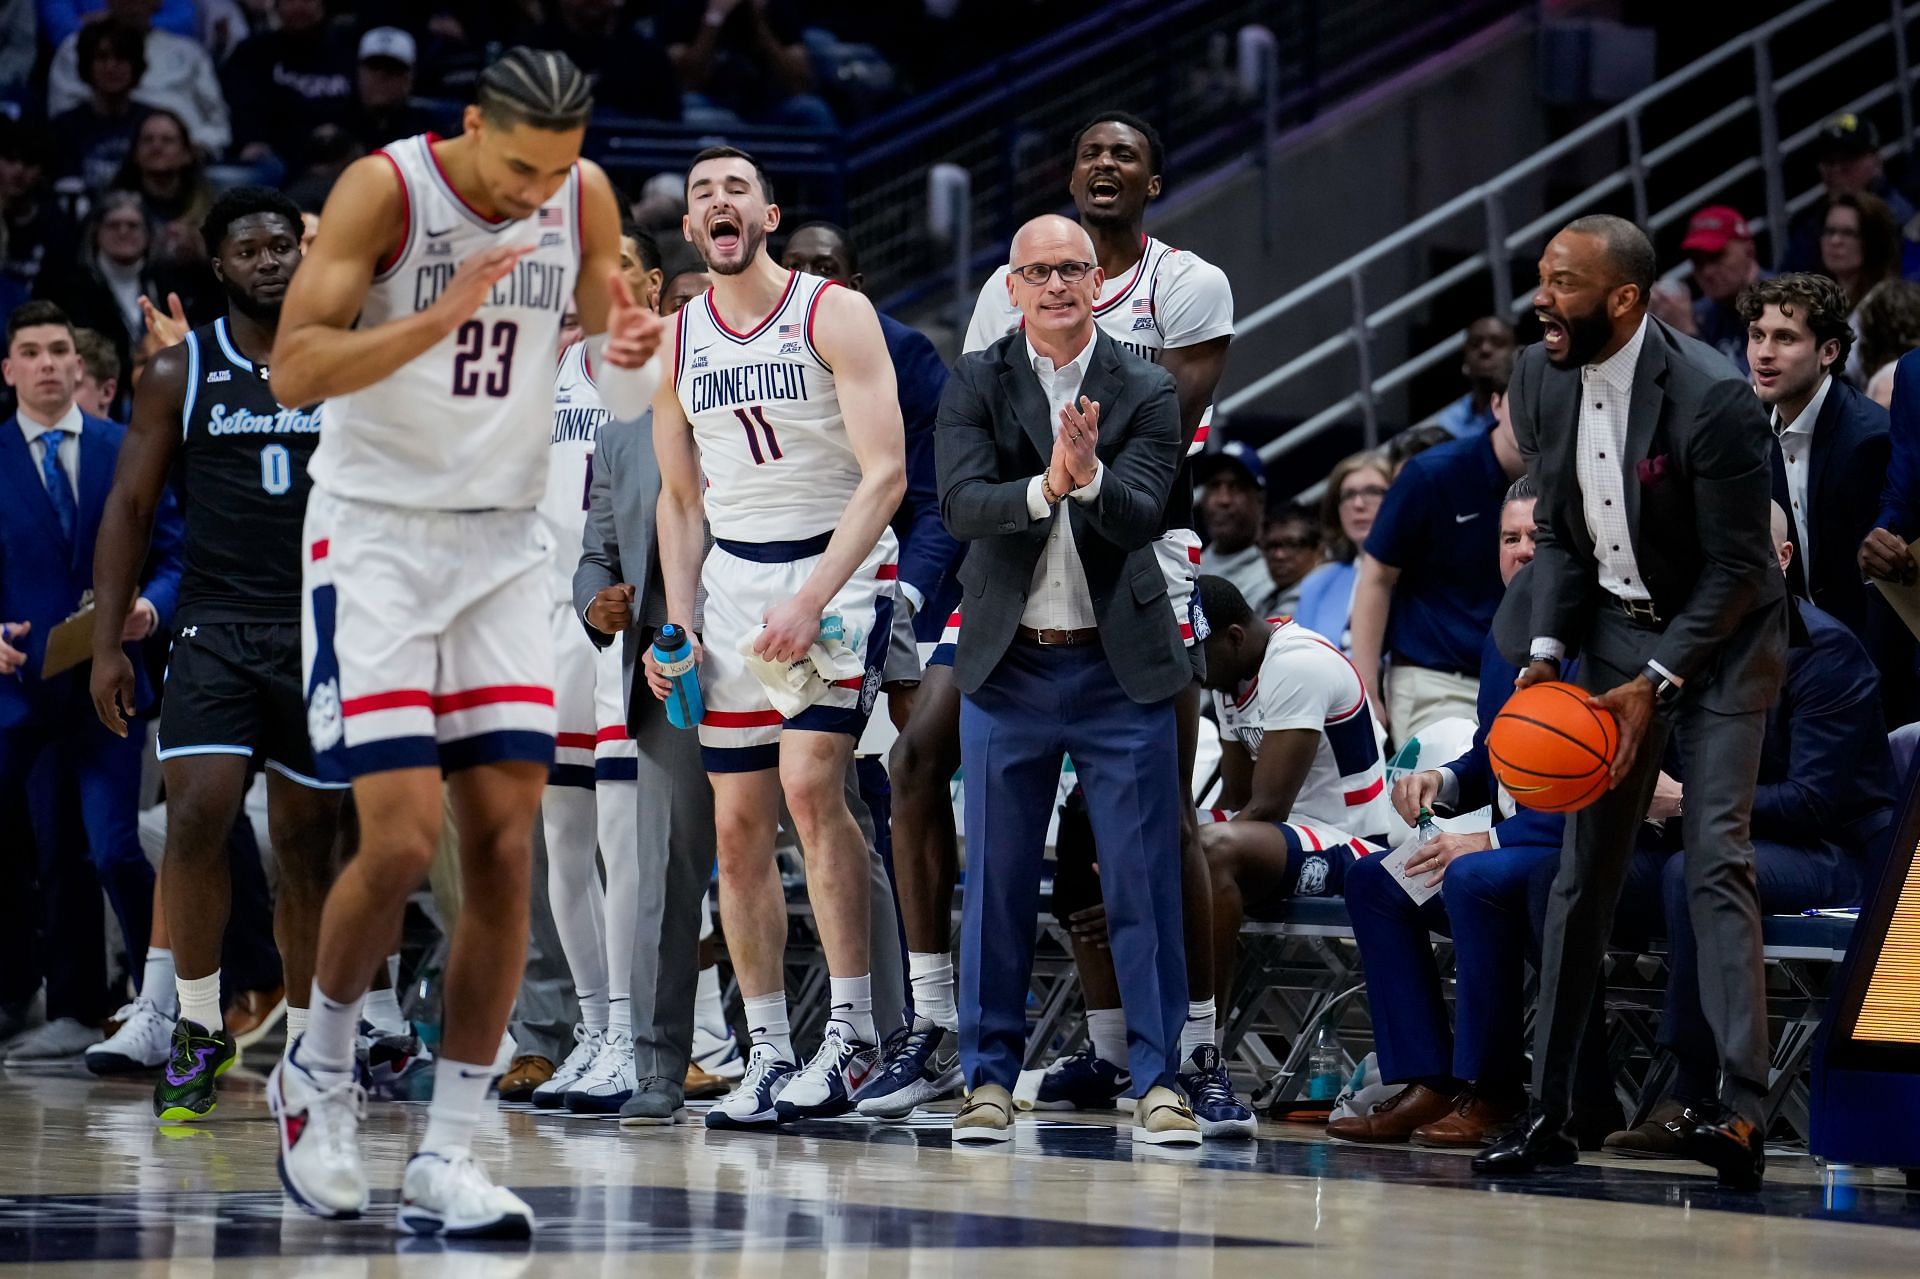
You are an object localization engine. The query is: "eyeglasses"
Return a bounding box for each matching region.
[1011,260,1095,286]
[1339,485,1388,505]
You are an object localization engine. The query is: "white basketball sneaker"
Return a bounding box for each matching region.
[531,1024,603,1110]
[565,1029,636,1114]
[268,1042,370,1219]
[396,1150,534,1238]
[85,997,174,1074]
[692,1022,746,1080]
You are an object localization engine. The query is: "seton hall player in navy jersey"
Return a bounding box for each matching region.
[650,147,906,1129]
[88,187,347,1124]
[263,50,663,1237]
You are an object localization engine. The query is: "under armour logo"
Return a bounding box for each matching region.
[180,626,198,638]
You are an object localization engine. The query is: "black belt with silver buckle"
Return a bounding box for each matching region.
[1016,625,1101,647]
[1614,595,1662,626]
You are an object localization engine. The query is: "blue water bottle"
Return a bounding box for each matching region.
[653,623,704,730]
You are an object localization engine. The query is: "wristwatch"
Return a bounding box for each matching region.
[1642,664,1682,707]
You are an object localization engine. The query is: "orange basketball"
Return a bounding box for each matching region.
[1486,681,1619,813]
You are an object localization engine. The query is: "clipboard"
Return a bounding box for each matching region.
[1872,559,1920,642]
[39,601,96,678]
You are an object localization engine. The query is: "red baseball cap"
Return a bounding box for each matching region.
[1681,205,1752,255]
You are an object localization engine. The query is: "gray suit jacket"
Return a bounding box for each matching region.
[1507,316,1786,712]
[573,410,670,733]
[935,329,1186,704]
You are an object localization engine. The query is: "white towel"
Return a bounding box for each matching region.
[737,616,866,719]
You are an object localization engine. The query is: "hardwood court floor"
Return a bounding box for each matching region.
[0,1064,1916,1277]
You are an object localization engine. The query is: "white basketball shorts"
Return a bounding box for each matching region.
[302,488,556,781]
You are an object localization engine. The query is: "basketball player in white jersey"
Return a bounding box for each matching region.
[265,49,663,1235]
[528,220,662,1115]
[650,146,906,1127]
[878,110,1238,1113]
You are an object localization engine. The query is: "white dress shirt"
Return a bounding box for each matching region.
[1019,330,1106,631]
[1773,372,1831,564]
[17,402,84,502]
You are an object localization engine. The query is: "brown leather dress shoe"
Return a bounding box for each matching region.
[1602,1099,1701,1160]
[684,1059,730,1100]
[1413,1085,1527,1148]
[1326,1083,1457,1144]
[497,1054,555,1102]
[224,985,287,1050]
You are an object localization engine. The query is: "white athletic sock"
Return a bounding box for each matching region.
[301,981,362,1082]
[607,994,632,1038]
[419,1056,494,1157]
[176,971,223,1035]
[694,965,728,1035]
[363,986,407,1035]
[578,988,610,1034]
[742,993,793,1063]
[907,952,956,1032]
[827,974,876,1045]
[1181,998,1217,1058]
[1086,1007,1127,1068]
[143,947,177,1015]
[386,953,401,989]
[285,1004,309,1042]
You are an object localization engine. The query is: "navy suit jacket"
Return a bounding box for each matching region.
[880,312,964,642]
[1770,377,1889,636]
[1751,598,1895,858]
[0,412,183,730]
[1442,629,1566,852]
[1881,348,1920,539]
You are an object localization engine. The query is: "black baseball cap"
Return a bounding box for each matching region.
[1817,114,1880,160]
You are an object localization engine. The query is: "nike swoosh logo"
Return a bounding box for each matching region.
[690,344,711,355]
[456,1067,492,1080]
[425,226,454,238]
[1454,512,1480,523]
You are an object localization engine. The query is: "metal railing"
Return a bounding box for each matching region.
[1215,0,1920,497]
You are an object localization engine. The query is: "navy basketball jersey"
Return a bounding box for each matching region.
[175,317,323,623]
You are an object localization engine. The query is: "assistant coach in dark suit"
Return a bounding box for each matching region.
[936,214,1196,1146]
[1474,216,1787,1189]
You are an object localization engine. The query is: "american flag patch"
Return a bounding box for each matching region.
[1131,297,1152,315]
[539,207,563,226]
[778,322,803,339]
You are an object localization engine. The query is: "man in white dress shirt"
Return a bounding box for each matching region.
[934,215,1196,1146]
[1473,216,1786,1191]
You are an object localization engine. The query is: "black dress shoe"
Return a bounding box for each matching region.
[1685,1113,1765,1190]
[1471,1110,1579,1176]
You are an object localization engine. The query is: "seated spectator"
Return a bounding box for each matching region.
[70,325,122,418]
[49,19,153,197]
[109,108,214,268]
[0,300,180,1061]
[48,0,231,159]
[661,0,835,129]
[1331,477,1557,1146]
[1194,440,1271,607]
[1194,574,1392,1013]
[1651,205,1765,374]
[0,122,77,306]
[1784,114,1917,273]
[1854,278,1920,406]
[223,0,358,173]
[529,0,680,122]
[1433,316,1514,437]
[1818,190,1903,357]
[338,28,435,155]
[35,189,192,380]
[1292,450,1389,651]
[39,0,202,46]
[1386,424,1450,478]
[1351,381,1525,744]
[1592,504,1894,1157]
[1260,502,1321,616]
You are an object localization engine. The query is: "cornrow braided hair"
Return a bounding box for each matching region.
[477,47,594,131]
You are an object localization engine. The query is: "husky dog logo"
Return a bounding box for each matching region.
[1297,855,1331,897]
[308,677,344,751]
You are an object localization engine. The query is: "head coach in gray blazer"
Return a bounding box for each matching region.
[1474,216,1787,1189]
[935,213,1197,1146]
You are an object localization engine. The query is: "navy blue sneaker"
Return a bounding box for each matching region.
[1178,1044,1257,1139]
[856,1017,963,1121]
[704,1043,798,1129]
[1029,1048,1130,1111]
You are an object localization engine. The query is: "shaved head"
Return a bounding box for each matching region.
[1005,214,1102,347]
[1010,213,1095,267]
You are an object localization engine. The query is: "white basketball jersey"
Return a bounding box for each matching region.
[963,234,1234,454]
[310,133,582,511]
[536,340,607,604]
[673,271,855,542]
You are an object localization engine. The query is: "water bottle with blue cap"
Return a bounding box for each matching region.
[653,624,704,730]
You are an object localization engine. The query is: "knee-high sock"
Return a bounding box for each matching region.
[598,778,639,1038]
[542,786,609,1031]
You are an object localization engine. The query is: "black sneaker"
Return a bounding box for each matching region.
[152,1019,237,1121]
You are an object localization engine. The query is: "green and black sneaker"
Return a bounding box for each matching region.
[152,1019,238,1122]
